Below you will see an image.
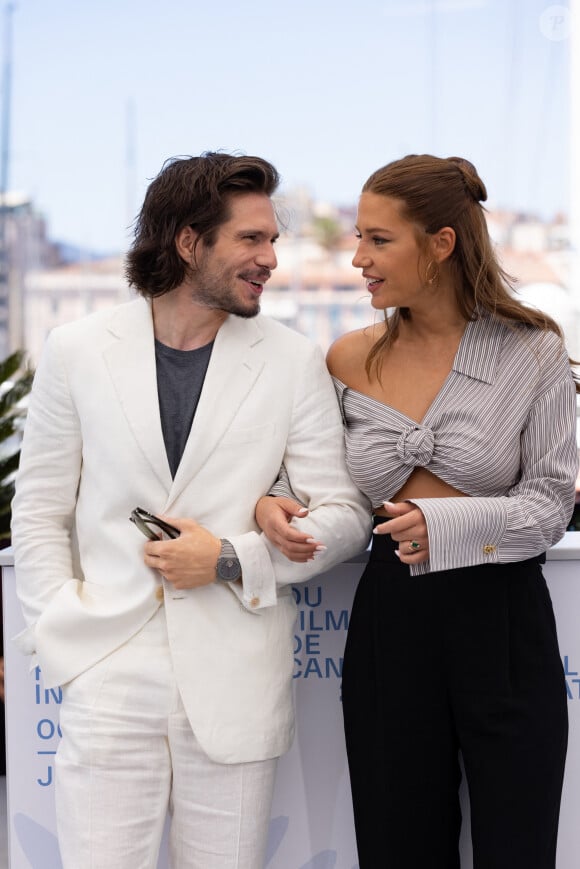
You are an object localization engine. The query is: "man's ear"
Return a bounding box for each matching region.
[430,226,456,263]
[175,225,199,264]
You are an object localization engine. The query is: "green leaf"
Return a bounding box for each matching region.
[0,350,33,542]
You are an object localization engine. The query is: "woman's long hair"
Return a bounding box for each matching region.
[362,154,578,390]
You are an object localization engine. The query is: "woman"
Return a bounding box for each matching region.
[257,154,579,868]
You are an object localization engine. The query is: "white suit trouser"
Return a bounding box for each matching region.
[55,607,277,869]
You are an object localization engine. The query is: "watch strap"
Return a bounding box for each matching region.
[216,538,242,582]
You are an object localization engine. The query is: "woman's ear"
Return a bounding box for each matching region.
[430,226,456,263]
[175,225,199,264]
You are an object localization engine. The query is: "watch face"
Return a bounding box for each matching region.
[217,556,241,581]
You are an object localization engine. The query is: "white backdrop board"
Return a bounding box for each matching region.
[3,534,580,868]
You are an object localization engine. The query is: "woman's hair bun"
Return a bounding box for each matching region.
[448,156,487,203]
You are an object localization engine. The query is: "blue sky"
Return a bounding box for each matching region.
[6,0,571,253]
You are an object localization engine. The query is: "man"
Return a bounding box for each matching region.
[11,152,371,868]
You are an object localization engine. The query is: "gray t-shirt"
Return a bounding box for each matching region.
[155,339,214,478]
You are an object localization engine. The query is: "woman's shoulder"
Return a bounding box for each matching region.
[494,317,566,361]
[490,317,574,394]
[327,324,384,381]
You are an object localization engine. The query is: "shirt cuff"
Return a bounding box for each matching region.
[226,531,277,612]
[407,496,509,573]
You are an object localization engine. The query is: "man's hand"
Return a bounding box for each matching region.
[373,501,430,564]
[143,517,221,589]
[255,496,326,563]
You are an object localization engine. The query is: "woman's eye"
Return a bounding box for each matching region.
[373,237,388,246]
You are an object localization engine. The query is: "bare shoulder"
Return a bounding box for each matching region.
[326,324,384,383]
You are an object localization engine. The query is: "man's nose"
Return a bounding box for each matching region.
[256,243,277,271]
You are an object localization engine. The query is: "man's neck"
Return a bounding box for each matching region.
[151,287,227,351]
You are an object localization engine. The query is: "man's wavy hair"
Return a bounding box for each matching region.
[125,152,280,298]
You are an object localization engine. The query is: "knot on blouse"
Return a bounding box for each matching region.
[396,425,435,467]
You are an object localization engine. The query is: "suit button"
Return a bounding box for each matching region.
[156,586,164,602]
[483,544,496,555]
[250,596,260,608]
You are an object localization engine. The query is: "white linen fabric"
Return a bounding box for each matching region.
[12,297,372,763]
[56,607,277,869]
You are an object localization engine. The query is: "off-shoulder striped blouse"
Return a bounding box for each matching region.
[334,314,578,575]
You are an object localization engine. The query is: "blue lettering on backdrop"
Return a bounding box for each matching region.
[293,656,343,679]
[292,586,348,681]
[292,586,323,608]
[296,609,349,631]
[34,667,62,788]
[564,655,580,699]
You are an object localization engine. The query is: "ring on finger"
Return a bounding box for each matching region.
[409,540,421,552]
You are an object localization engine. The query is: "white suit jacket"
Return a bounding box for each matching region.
[12,298,371,763]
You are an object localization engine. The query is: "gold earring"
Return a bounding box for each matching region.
[424,260,439,286]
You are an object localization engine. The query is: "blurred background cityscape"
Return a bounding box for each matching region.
[0,1,578,861]
[0,0,578,366]
[0,3,578,843]
[1,191,578,366]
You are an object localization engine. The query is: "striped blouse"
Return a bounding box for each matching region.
[335,314,579,575]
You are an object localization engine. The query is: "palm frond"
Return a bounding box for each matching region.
[0,350,25,384]
[0,350,33,543]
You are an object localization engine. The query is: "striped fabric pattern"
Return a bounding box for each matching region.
[335,314,578,575]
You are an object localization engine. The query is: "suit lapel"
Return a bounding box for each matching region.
[166,314,265,508]
[102,297,173,492]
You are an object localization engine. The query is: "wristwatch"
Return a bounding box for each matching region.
[216,538,242,582]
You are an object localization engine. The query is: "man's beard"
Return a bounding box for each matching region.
[193,283,261,319]
[191,258,270,319]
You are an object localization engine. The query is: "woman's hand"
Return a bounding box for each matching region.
[373,501,429,564]
[255,496,326,563]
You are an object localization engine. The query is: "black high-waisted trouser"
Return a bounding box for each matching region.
[342,526,568,869]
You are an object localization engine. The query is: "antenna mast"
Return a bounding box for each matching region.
[0,2,14,356]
